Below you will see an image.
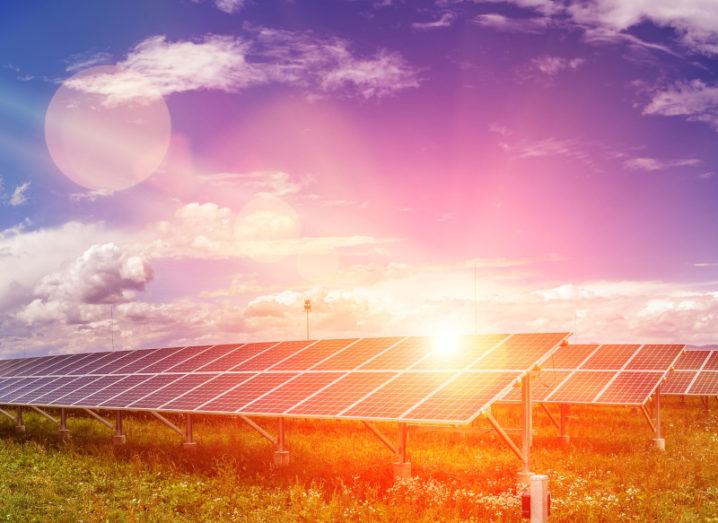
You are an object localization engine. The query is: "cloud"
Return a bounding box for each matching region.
[64,31,420,103]
[473,13,550,33]
[643,80,718,130]
[623,156,701,171]
[412,12,456,30]
[9,182,30,206]
[214,0,244,14]
[16,242,153,326]
[530,55,585,75]
[198,170,306,198]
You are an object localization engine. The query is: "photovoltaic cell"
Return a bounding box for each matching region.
[271,339,358,371]
[412,334,509,370]
[5,358,44,377]
[195,342,275,372]
[44,353,94,376]
[471,333,568,370]
[34,375,103,405]
[661,370,697,395]
[343,372,452,419]
[545,371,615,403]
[594,371,663,404]
[50,375,125,406]
[674,351,709,370]
[0,377,45,403]
[91,351,140,374]
[543,345,596,370]
[128,374,216,409]
[13,376,73,404]
[240,372,343,414]
[625,345,683,370]
[288,372,397,416]
[312,338,403,371]
[702,352,718,371]
[64,351,117,375]
[138,346,211,373]
[359,337,432,370]
[165,344,243,373]
[501,370,571,402]
[198,373,297,413]
[109,349,166,374]
[580,345,639,370]
[29,355,74,376]
[100,374,185,407]
[405,371,519,422]
[160,373,256,410]
[688,372,718,395]
[72,375,153,406]
[232,341,315,371]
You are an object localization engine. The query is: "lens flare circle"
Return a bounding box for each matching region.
[44,65,171,192]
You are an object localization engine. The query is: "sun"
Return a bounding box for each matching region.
[433,331,460,358]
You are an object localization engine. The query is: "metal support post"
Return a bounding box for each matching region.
[653,387,665,451]
[15,407,25,433]
[518,374,533,486]
[59,408,70,442]
[529,474,550,523]
[183,414,197,449]
[559,404,570,446]
[362,421,399,454]
[392,422,411,480]
[540,403,559,430]
[273,418,289,467]
[113,411,126,445]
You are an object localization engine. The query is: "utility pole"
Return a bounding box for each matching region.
[304,299,312,340]
[110,304,115,350]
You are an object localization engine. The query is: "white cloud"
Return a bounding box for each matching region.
[9,182,30,206]
[473,13,551,33]
[643,80,718,130]
[198,170,305,198]
[412,13,456,30]
[65,30,420,103]
[531,55,585,75]
[623,156,701,171]
[214,0,244,14]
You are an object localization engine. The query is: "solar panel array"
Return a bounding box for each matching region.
[662,349,718,396]
[501,344,684,406]
[0,333,569,425]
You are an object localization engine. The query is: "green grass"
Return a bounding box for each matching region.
[1,399,717,521]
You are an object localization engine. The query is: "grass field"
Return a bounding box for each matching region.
[0,398,717,522]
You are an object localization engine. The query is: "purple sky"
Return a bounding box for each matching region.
[1,0,718,356]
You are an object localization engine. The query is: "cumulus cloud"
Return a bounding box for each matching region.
[214,0,244,14]
[17,243,153,325]
[473,13,551,33]
[623,156,701,171]
[643,80,718,130]
[65,30,420,103]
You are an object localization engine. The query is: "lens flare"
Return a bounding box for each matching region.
[44,65,171,192]
[433,331,460,358]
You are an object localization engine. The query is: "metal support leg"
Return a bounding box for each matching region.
[183,414,197,449]
[15,407,25,433]
[392,422,411,480]
[540,403,559,431]
[653,387,665,451]
[113,411,126,445]
[559,404,570,446]
[518,374,533,486]
[273,418,289,467]
[59,408,70,442]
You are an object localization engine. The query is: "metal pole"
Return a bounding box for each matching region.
[15,407,25,433]
[519,374,532,483]
[113,411,126,445]
[273,418,289,466]
[654,385,665,450]
[559,404,570,445]
[398,422,408,463]
[392,422,411,480]
[59,408,70,442]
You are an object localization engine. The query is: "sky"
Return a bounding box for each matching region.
[1,0,718,357]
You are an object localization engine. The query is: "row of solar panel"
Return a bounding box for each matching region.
[0,333,568,378]
[0,369,522,423]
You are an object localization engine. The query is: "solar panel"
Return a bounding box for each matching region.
[688,372,718,395]
[164,344,243,373]
[287,372,397,416]
[544,371,615,403]
[536,344,595,370]
[342,372,453,419]
[0,332,569,425]
[198,373,297,413]
[271,339,359,371]
[594,371,664,404]
[674,350,709,370]
[404,371,520,422]
[580,344,640,370]
[160,373,257,411]
[195,342,276,372]
[702,352,718,371]
[501,370,572,402]
[129,374,217,409]
[660,370,696,395]
[239,373,343,414]
[626,345,684,370]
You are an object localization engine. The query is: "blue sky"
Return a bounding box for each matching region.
[1,0,718,356]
